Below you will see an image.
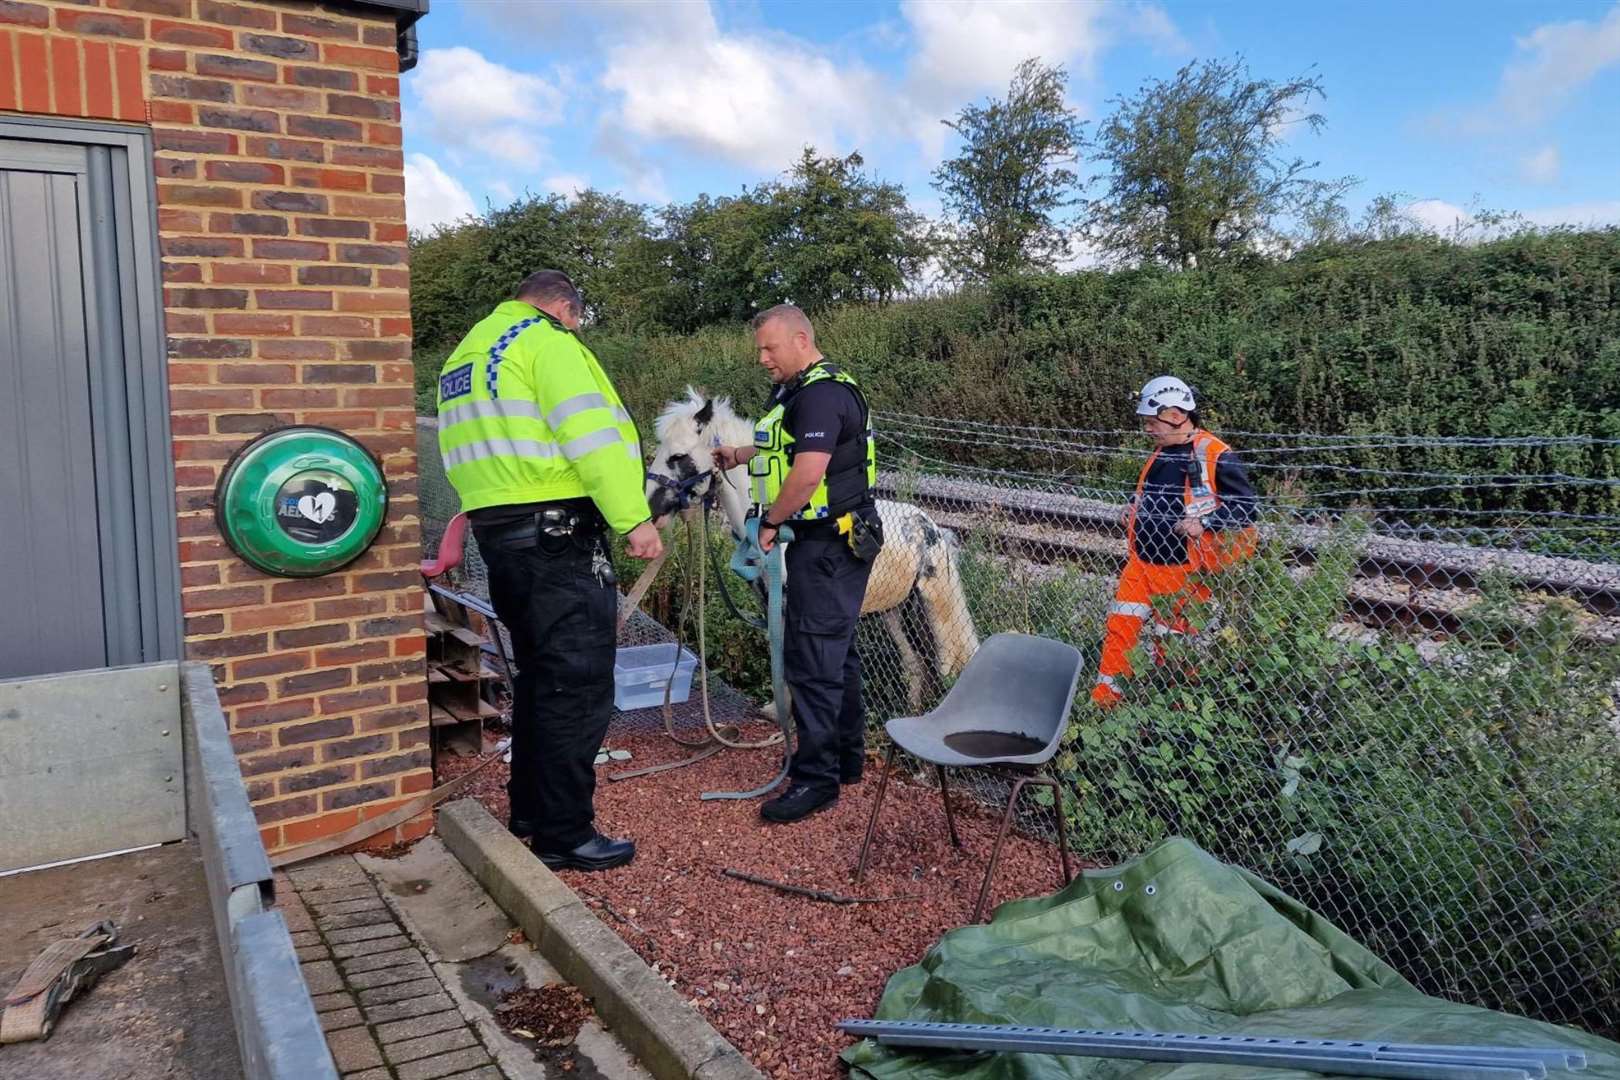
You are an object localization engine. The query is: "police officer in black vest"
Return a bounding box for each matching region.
[713,304,883,823]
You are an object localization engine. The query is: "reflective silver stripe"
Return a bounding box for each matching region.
[1109,601,1153,619]
[1095,674,1118,689]
[1192,434,1224,495]
[614,406,632,424]
[1148,622,1184,637]
[546,392,610,429]
[442,437,560,469]
[440,398,544,426]
[559,427,622,460]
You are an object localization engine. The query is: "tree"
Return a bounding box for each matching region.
[769,149,931,311]
[931,58,1084,282]
[630,148,931,330]
[409,148,930,342]
[1084,57,1345,267]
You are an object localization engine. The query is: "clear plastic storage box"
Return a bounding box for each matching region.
[613,644,699,711]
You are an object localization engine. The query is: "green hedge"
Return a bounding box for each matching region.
[416,230,1620,516]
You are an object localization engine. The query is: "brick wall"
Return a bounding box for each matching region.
[3,0,431,853]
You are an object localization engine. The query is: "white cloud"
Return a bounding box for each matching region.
[600,12,886,171]
[1496,3,1620,124]
[903,0,1106,102]
[1520,145,1561,185]
[625,168,671,206]
[897,0,1183,155]
[542,174,591,199]
[1399,198,1620,240]
[1520,200,1620,228]
[1129,2,1191,56]
[1405,199,1473,235]
[411,47,562,168]
[404,153,477,232]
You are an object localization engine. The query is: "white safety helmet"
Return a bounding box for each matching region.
[1135,375,1197,417]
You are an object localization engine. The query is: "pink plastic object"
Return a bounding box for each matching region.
[420,512,469,579]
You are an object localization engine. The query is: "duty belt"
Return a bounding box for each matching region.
[474,502,605,546]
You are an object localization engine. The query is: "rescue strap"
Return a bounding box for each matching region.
[1,920,134,1044]
[270,736,513,869]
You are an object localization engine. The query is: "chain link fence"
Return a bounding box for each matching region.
[418,414,1620,1038]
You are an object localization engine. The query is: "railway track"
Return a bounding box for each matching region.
[876,472,1620,646]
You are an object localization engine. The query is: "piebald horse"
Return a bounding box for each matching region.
[645,388,979,712]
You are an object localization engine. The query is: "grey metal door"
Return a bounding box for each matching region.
[0,147,107,675]
[0,126,179,678]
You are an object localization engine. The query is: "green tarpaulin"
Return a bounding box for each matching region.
[844,839,1620,1079]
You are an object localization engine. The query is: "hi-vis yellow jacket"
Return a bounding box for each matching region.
[436,301,650,533]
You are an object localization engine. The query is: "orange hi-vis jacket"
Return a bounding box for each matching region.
[1092,431,1257,705]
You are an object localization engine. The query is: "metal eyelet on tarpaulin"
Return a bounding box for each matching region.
[215,426,389,578]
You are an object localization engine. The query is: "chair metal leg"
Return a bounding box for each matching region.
[936,765,962,848]
[1033,774,1074,887]
[974,774,1033,923]
[855,745,897,884]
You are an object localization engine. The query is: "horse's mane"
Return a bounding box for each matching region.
[654,386,751,446]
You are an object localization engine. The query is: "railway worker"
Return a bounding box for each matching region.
[1092,376,1258,706]
[713,304,884,824]
[437,269,663,871]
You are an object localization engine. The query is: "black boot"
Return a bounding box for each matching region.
[533,832,635,871]
[840,755,864,785]
[509,817,536,843]
[760,784,838,823]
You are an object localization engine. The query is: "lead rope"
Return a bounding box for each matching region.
[696,505,782,750]
[609,504,781,783]
[701,515,793,801]
[655,512,721,749]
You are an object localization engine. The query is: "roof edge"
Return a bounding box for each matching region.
[329,0,428,72]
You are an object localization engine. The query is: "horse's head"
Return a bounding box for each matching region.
[646,387,732,524]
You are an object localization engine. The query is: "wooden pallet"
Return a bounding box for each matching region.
[423,592,506,759]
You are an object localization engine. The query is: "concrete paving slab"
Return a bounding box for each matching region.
[332,933,411,959]
[383,1024,481,1065]
[326,1025,385,1072]
[347,958,435,989]
[395,1045,494,1080]
[359,836,512,962]
[303,883,383,906]
[341,945,424,974]
[364,991,458,1024]
[290,830,666,1080]
[375,1008,468,1045]
[359,976,446,1006]
[287,858,369,890]
[432,949,555,1080]
[320,1006,365,1032]
[317,908,399,931]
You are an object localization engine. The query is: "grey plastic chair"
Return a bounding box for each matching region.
[856,632,1084,922]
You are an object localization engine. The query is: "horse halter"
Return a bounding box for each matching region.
[647,465,717,513]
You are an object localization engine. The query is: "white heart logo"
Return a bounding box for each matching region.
[297,491,337,524]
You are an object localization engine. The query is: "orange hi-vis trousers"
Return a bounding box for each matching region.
[1090,559,1211,705]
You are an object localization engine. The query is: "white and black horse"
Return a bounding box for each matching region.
[645,388,979,711]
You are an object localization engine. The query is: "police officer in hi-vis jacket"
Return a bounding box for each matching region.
[713,304,883,824]
[436,270,662,870]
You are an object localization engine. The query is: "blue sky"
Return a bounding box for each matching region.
[399,1,1620,240]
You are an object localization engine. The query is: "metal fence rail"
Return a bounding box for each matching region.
[416,417,1620,1039]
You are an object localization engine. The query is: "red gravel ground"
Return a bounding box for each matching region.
[439,724,1081,1080]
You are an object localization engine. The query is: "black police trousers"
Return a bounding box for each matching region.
[477,522,616,852]
[783,535,873,793]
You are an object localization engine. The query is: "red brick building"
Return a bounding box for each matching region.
[1,0,432,853]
